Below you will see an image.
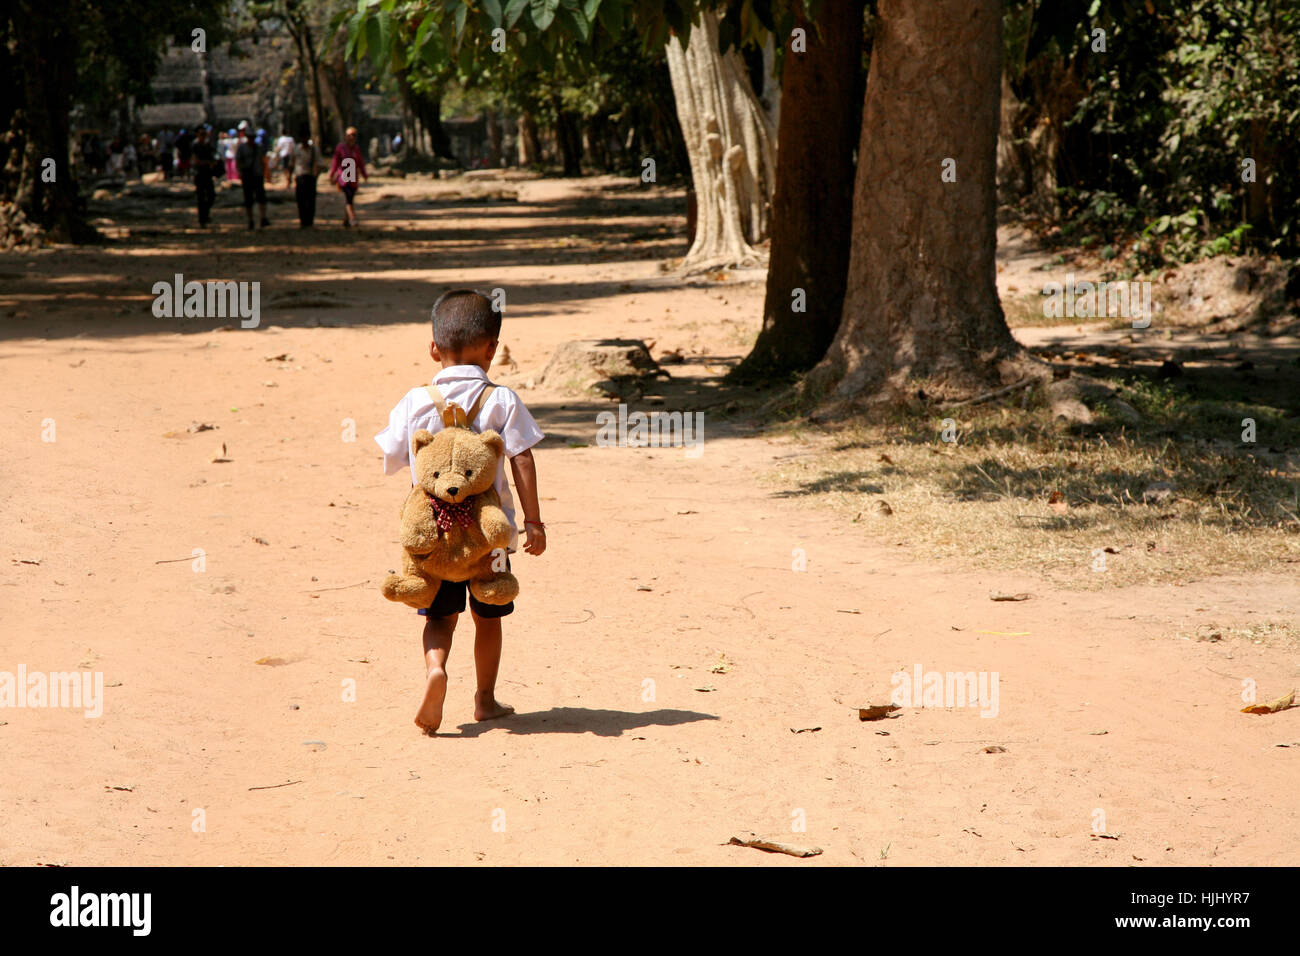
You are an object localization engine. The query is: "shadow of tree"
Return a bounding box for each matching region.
[770,470,884,497]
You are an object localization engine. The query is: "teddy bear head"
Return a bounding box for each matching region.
[411,427,504,504]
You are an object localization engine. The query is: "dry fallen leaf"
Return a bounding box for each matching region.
[1242,690,1296,715]
[858,704,901,721]
[211,442,232,463]
[989,591,1031,602]
[982,745,1007,754]
[873,500,894,516]
[1047,490,1068,514]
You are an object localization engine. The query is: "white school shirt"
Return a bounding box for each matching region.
[375,365,544,551]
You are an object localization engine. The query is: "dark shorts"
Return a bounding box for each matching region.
[341,183,358,204]
[240,175,266,207]
[417,555,513,620]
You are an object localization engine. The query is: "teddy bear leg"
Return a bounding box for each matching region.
[381,552,442,609]
[468,570,519,606]
[382,573,441,609]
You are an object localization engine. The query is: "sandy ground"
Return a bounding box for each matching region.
[1,174,1297,866]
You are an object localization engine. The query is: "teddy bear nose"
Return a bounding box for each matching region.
[446,486,460,496]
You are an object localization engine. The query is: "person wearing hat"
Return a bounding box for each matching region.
[235,122,270,230]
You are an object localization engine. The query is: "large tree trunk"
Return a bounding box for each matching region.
[13,0,95,242]
[316,50,350,143]
[393,73,455,161]
[664,10,776,272]
[806,0,1026,404]
[734,0,864,380]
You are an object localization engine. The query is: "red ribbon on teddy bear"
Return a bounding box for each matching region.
[426,492,475,533]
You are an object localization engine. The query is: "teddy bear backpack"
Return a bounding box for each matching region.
[378,380,519,609]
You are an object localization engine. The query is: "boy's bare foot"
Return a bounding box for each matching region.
[414,666,447,735]
[474,692,515,722]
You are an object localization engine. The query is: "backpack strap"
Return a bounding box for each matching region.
[424,384,447,416]
[464,384,496,425]
[424,382,496,430]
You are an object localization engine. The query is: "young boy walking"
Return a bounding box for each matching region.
[375,290,546,734]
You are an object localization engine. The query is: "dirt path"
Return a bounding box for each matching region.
[1,175,1297,865]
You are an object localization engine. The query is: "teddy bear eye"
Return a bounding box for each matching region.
[433,471,440,478]
[464,469,472,477]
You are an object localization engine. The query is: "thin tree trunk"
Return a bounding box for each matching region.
[664,10,776,272]
[734,0,864,380]
[288,16,325,151]
[518,111,541,166]
[486,109,502,167]
[198,49,217,127]
[760,34,780,131]
[806,0,1029,404]
[554,103,583,177]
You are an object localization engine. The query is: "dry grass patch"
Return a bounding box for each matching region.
[762,378,1299,587]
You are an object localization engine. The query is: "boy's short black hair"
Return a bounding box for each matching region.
[431,289,500,353]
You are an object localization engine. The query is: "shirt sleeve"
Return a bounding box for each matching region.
[374,393,413,476]
[490,388,545,459]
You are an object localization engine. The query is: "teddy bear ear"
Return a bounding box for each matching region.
[478,429,505,457]
[411,429,436,456]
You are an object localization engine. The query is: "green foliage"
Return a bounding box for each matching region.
[1008,0,1300,264]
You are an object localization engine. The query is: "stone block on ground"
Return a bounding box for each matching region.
[539,339,664,393]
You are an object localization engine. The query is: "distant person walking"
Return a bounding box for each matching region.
[175,128,193,180]
[159,128,174,180]
[292,127,321,228]
[329,126,368,228]
[235,121,269,230]
[223,129,238,182]
[276,130,295,187]
[192,126,218,227]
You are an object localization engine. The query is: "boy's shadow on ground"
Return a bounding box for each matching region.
[450,707,717,738]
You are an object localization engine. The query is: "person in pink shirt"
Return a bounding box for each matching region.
[329,126,368,228]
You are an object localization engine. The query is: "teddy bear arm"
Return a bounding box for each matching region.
[472,488,513,548]
[398,487,441,553]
